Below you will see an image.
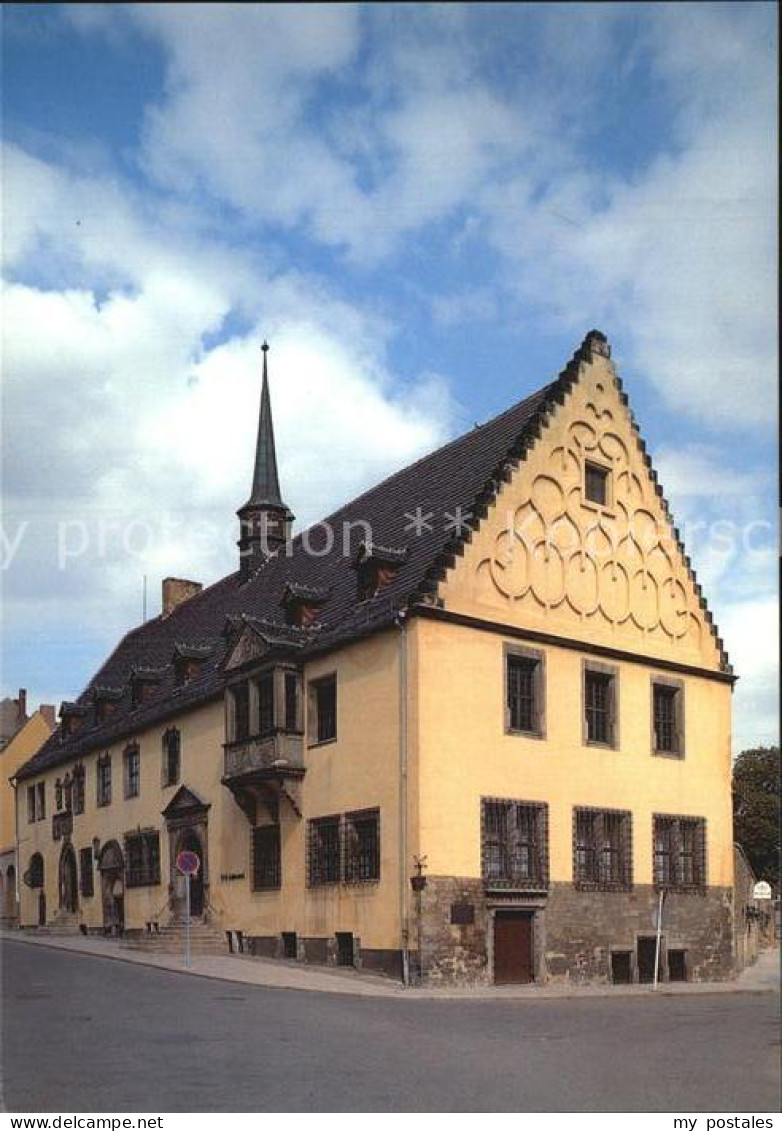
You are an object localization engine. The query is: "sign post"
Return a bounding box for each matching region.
[176,850,201,970]
[652,888,665,991]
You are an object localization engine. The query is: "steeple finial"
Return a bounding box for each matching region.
[237,341,293,575]
[245,341,283,508]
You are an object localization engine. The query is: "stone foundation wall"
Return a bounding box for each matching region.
[545,883,734,983]
[418,876,490,985]
[418,875,735,985]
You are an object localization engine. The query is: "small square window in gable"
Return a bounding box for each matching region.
[584,461,610,507]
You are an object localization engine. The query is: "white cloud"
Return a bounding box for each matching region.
[717,597,780,753]
[2,146,458,658]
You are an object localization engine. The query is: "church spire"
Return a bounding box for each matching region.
[237,342,293,575]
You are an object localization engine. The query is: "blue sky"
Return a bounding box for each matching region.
[1,3,778,750]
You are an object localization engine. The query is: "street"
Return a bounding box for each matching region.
[2,939,779,1112]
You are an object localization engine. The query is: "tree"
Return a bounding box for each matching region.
[732,746,780,886]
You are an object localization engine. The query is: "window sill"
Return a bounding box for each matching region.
[652,749,685,760]
[654,884,706,895]
[506,728,546,741]
[584,740,618,751]
[581,499,615,517]
[251,885,282,894]
[307,737,337,749]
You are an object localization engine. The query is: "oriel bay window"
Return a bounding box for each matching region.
[124,830,161,888]
[251,825,281,891]
[481,798,548,889]
[583,662,618,747]
[227,669,303,742]
[574,807,632,890]
[653,815,706,890]
[505,646,545,736]
[652,677,684,757]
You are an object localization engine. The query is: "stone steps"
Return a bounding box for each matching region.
[124,918,229,955]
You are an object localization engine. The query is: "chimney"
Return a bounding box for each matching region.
[17,688,27,724]
[162,577,203,618]
[40,705,56,730]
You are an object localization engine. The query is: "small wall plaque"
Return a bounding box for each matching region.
[450,901,475,925]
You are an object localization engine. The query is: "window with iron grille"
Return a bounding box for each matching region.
[574,807,632,890]
[310,675,337,744]
[307,815,341,886]
[257,674,275,737]
[162,728,180,787]
[251,825,281,890]
[96,755,111,807]
[72,765,85,814]
[506,649,544,736]
[79,847,94,897]
[124,830,161,888]
[653,815,706,889]
[63,775,73,812]
[653,680,684,756]
[481,798,548,889]
[584,665,617,746]
[55,779,63,811]
[36,782,46,820]
[585,461,610,506]
[124,743,140,799]
[344,809,380,883]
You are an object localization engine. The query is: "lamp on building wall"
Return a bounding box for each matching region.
[410,855,428,892]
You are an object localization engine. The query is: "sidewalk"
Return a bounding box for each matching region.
[3,928,779,1001]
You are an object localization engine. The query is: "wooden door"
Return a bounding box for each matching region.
[493,910,535,984]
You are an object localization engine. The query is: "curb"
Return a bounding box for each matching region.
[3,932,779,1003]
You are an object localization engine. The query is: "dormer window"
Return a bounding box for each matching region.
[92,686,124,726]
[59,702,88,739]
[130,668,164,708]
[354,542,406,602]
[172,643,213,686]
[281,583,329,628]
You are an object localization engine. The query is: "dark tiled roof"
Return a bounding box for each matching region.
[17,331,730,781]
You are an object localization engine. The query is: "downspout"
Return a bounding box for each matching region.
[12,773,20,917]
[395,609,410,986]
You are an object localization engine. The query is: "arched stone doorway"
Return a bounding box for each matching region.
[58,843,79,914]
[162,786,210,921]
[98,840,125,935]
[175,829,205,917]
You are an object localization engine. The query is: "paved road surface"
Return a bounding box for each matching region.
[3,939,779,1112]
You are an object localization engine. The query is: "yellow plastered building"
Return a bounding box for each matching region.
[15,332,736,984]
